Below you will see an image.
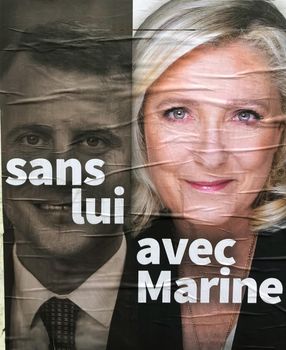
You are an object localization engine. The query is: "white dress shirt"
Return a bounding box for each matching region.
[10,237,126,350]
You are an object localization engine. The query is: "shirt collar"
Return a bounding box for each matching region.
[13,236,126,329]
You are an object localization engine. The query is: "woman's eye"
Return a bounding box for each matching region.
[234,110,263,123]
[164,107,188,120]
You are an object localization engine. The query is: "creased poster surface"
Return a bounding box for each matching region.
[0,1,132,349]
[1,0,286,349]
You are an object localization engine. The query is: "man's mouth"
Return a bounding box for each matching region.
[33,201,87,213]
[32,201,76,225]
[37,203,72,211]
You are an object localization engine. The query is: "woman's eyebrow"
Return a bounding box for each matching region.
[228,98,271,108]
[154,97,272,110]
[154,98,200,109]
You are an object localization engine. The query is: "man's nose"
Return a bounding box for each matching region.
[53,130,72,156]
[50,131,78,186]
[193,126,228,170]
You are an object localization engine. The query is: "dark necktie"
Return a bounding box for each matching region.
[38,297,80,350]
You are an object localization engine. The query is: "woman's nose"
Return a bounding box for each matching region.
[193,126,228,169]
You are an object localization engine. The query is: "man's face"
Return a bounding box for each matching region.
[2,53,131,260]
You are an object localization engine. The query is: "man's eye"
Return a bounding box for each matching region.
[75,135,111,154]
[80,136,106,147]
[85,136,101,147]
[73,130,121,154]
[234,110,264,123]
[163,107,189,120]
[19,134,46,146]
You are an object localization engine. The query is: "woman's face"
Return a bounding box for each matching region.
[143,42,283,226]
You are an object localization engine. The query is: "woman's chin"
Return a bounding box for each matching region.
[178,207,241,229]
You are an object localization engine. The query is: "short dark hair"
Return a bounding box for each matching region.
[1,21,131,77]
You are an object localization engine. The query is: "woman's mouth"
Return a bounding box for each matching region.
[186,179,233,192]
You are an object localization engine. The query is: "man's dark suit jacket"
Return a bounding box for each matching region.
[3,219,138,350]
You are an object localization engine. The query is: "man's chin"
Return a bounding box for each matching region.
[16,227,98,259]
[8,199,124,261]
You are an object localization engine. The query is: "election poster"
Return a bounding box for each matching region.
[1,0,286,349]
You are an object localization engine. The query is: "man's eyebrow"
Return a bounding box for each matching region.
[72,119,132,132]
[72,128,122,147]
[6,123,126,137]
[6,124,53,138]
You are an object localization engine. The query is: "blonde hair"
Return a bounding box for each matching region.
[133,0,286,232]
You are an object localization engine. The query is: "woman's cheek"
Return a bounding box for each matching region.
[237,147,276,193]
